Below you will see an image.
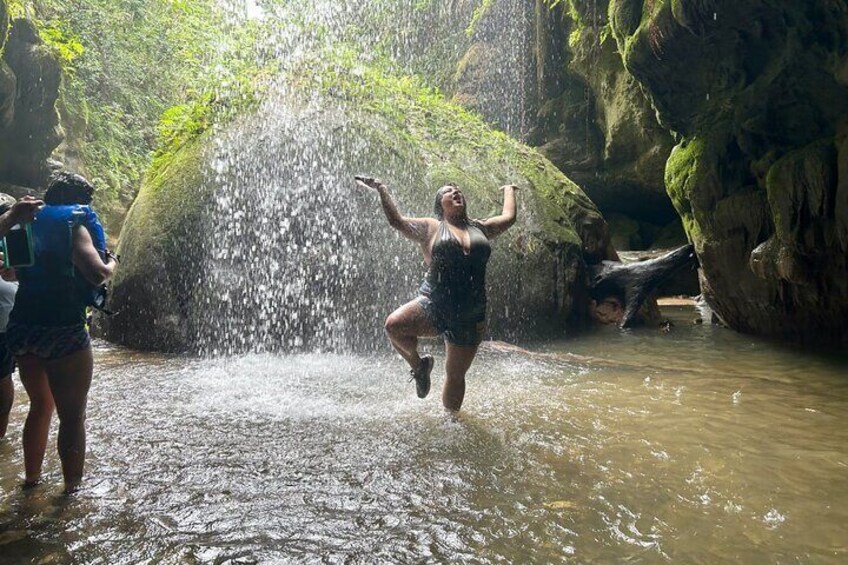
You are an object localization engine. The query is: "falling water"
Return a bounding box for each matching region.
[146,0,547,355]
[194,89,420,354]
[454,0,535,139]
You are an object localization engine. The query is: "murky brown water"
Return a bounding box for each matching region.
[1,305,846,563]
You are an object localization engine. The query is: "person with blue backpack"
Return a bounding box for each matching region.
[5,172,116,493]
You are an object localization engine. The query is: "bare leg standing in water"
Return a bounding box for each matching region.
[46,347,93,491]
[357,176,518,412]
[17,356,55,486]
[0,375,13,438]
[442,343,478,412]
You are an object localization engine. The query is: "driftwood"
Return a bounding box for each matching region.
[589,244,698,328]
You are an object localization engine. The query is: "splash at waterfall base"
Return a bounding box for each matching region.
[104,65,612,354]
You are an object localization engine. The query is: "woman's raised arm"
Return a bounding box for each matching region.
[478,184,518,239]
[355,176,435,244]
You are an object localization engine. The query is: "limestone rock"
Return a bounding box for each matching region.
[0,17,64,187]
[0,61,14,129]
[611,0,848,346]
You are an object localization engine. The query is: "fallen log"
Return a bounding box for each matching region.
[589,244,698,328]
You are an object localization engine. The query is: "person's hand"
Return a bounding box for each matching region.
[8,196,44,224]
[0,252,13,281]
[355,176,386,191]
[0,265,17,282]
[500,184,520,191]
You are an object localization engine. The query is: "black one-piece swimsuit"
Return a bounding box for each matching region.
[417,221,491,346]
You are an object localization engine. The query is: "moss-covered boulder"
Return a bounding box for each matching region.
[105,63,611,353]
[611,0,848,345]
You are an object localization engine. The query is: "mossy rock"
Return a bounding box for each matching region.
[105,62,610,353]
[532,1,676,226]
[621,0,848,345]
[0,17,63,187]
[0,1,7,51]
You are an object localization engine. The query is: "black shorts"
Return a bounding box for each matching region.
[0,332,15,378]
[6,322,91,361]
[417,296,486,347]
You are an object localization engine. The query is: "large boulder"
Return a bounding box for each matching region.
[105,64,612,354]
[611,0,848,345]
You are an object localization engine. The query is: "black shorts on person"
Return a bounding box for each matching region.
[5,322,91,361]
[418,295,486,347]
[0,332,15,378]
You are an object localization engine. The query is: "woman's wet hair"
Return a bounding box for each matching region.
[432,184,458,220]
[44,171,95,205]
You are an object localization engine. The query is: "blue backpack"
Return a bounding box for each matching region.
[17,204,109,310]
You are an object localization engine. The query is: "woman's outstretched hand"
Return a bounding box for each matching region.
[354,176,386,191]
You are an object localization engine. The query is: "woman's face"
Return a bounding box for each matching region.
[439,184,465,217]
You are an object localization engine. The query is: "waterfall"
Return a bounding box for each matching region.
[108,1,589,354]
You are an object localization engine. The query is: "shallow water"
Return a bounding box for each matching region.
[1,305,846,563]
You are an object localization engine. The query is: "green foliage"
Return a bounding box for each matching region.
[466,0,496,37]
[12,0,263,229]
[301,46,485,147]
[155,95,214,162]
[6,0,27,18]
[149,72,263,180]
[37,20,83,69]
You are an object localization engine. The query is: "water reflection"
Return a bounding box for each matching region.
[1,306,847,562]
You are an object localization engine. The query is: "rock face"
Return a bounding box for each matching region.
[450,0,535,138]
[0,15,63,187]
[610,0,848,346]
[105,66,612,353]
[534,2,676,228]
[451,1,680,247]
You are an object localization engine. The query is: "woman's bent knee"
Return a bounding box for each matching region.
[384,314,401,336]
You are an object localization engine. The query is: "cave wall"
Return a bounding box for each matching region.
[532,1,677,228]
[451,0,681,250]
[609,0,848,345]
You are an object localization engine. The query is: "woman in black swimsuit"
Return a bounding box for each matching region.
[356,177,518,412]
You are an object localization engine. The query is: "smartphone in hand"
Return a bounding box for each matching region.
[2,224,34,268]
